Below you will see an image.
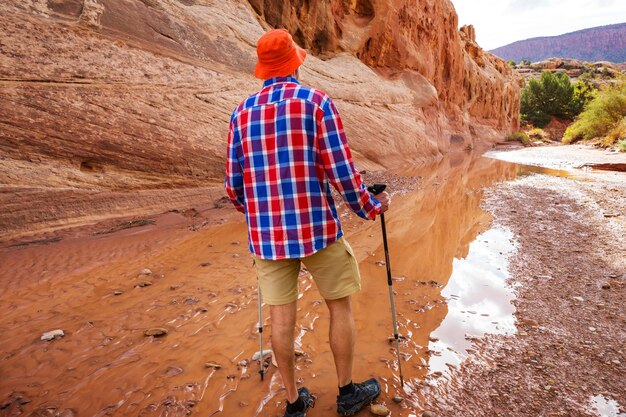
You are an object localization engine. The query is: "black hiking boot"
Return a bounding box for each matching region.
[284,387,315,417]
[336,378,381,416]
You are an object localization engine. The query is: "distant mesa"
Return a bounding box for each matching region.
[490,22,626,63]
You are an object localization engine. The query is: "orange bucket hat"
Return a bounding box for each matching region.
[254,29,307,79]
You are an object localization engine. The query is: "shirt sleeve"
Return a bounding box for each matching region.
[317,97,382,220]
[224,113,245,213]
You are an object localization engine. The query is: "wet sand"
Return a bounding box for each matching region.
[1,150,624,416]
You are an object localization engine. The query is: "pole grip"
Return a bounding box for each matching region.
[367,183,386,196]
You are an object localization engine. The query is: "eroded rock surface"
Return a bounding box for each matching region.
[0,1,520,240]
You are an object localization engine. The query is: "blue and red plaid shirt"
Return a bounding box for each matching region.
[225,77,381,260]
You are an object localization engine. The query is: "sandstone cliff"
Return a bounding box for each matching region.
[0,0,520,240]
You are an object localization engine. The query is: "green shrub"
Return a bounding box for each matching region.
[527,128,550,142]
[563,82,626,144]
[605,117,626,145]
[617,138,626,152]
[520,71,594,127]
[505,131,531,145]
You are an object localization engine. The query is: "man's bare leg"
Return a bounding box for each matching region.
[270,301,299,403]
[326,295,355,386]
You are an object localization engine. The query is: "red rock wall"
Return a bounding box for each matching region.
[0,0,520,240]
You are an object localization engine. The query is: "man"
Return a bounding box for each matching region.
[225,28,390,417]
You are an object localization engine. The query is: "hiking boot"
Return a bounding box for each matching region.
[336,378,381,416]
[284,387,315,417]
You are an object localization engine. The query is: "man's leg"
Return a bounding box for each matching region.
[326,295,355,387]
[270,301,299,403]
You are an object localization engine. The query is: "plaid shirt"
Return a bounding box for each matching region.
[225,77,381,260]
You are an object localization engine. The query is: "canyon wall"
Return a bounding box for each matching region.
[0,0,520,240]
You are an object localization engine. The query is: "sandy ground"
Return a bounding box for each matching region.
[0,146,625,417]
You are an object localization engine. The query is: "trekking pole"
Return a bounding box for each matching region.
[257,284,265,381]
[367,184,405,388]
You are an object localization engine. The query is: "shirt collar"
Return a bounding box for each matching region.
[262,76,300,88]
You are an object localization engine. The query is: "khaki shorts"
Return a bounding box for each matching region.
[254,237,361,305]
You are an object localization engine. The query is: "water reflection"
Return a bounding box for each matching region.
[590,395,626,417]
[429,227,517,376]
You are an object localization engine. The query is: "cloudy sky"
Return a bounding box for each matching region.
[450,0,626,50]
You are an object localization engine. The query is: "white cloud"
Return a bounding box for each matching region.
[450,0,626,50]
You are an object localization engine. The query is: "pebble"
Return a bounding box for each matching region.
[144,328,168,337]
[200,262,212,267]
[252,349,273,361]
[113,290,123,295]
[573,296,584,302]
[370,404,390,416]
[135,281,152,288]
[601,283,611,289]
[589,327,597,332]
[422,412,435,417]
[140,268,153,275]
[392,396,404,403]
[41,329,64,341]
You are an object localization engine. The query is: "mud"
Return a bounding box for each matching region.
[1,149,624,417]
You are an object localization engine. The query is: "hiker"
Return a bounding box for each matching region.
[225,28,391,417]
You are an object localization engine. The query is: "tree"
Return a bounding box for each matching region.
[520,71,592,127]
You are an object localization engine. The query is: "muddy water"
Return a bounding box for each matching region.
[1,154,522,416]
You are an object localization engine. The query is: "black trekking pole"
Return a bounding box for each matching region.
[257,284,266,381]
[368,183,405,388]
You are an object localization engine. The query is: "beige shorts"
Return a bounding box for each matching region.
[254,237,361,305]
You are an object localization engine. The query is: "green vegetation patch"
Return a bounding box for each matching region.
[521,71,594,128]
[563,82,626,144]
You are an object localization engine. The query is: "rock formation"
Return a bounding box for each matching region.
[0,0,520,240]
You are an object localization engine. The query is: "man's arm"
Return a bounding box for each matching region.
[224,115,245,213]
[317,97,382,220]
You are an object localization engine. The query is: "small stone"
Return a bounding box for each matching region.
[294,348,305,356]
[238,359,249,367]
[200,262,211,267]
[239,401,249,407]
[573,296,584,302]
[140,268,153,275]
[144,328,168,337]
[588,327,597,332]
[135,281,152,288]
[252,349,273,362]
[601,283,611,289]
[113,290,123,296]
[375,261,386,267]
[205,362,222,369]
[370,403,390,416]
[392,396,404,403]
[41,329,64,341]
[422,412,435,417]
[170,285,181,290]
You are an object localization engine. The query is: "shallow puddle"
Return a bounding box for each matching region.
[590,395,626,417]
[0,153,587,416]
[428,227,517,377]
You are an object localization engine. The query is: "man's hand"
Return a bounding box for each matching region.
[376,191,391,213]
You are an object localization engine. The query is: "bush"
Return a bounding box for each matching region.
[605,117,626,146]
[520,71,593,127]
[563,82,626,144]
[505,131,531,145]
[617,138,626,152]
[527,128,550,142]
